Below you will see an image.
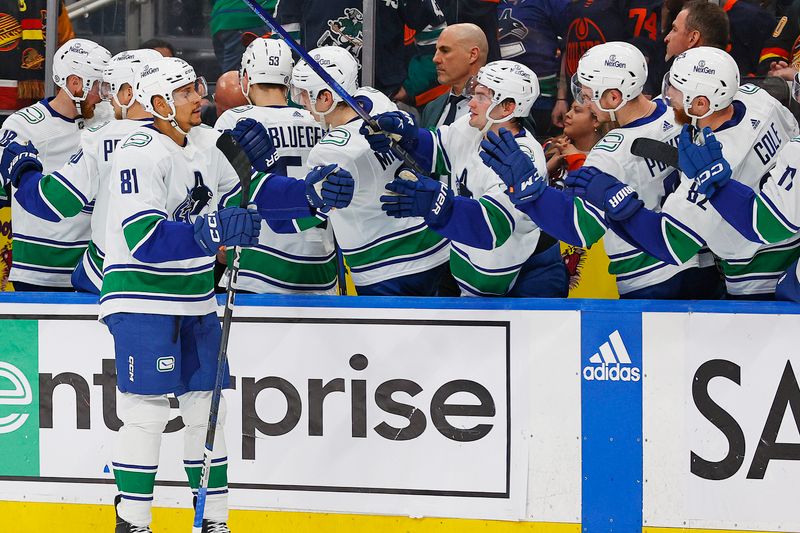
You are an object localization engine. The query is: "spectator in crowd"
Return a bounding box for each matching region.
[141,37,176,57]
[759,0,800,80]
[0,0,74,122]
[275,0,445,98]
[200,70,248,126]
[439,0,502,61]
[496,0,570,139]
[667,0,770,77]
[420,23,488,128]
[545,102,607,182]
[551,0,665,128]
[211,0,272,72]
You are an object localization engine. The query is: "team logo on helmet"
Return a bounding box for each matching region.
[693,60,716,75]
[604,54,627,68]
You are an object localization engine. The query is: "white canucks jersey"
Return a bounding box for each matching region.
[306,87,450,287]
[1,98,89,287]
[429,115,548,296]
[583,98,697,295]
[99,125,240,318]
[215,105,336,294]
[660,85,800,295]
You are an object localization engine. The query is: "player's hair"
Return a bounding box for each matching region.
[141,38,176,57]
[682,0,730,50]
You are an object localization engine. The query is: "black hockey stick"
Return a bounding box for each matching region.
[630,138,682,171]
[192,132,252,532]
[239,0,427,175]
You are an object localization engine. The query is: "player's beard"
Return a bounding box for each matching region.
[79,100,95,120]
[672,106,691,126]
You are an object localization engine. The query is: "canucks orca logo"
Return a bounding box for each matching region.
[317,8,364,57]
[173,171,213,222]
[497,9,528,59]
[456,169,473,199]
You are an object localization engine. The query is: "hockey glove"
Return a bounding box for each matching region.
[380,169,454,225]
[1,140,42,188]
[229,118,278,172]
[677,125,731,197]
[359,111,418,153]
[479,128,545,205]
[305,164,355,211]
[193,206,262,256]
[565,166,643,221]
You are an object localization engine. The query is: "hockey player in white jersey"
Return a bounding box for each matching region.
[0,49,162,294]
[93,56,353,533]
[365,60,568,296]
[0,38,110,290]
[565,47,800,298]
[664,71,800,300]
[215,38,335,294]
[290,46,450,295]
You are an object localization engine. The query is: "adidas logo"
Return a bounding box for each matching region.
[751,119,761,130]
[583,330,641,382]
[293,111,303,118]
[662,121,673,132]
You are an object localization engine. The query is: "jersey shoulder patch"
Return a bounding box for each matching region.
[87,120,111,132]
[121,131,153,148]
[232,105,254,113]
[319,128,351,146]
[593,131,626,153]
[13,105,46,125]
[738,84,761,95]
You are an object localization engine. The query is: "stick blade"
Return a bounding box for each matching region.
[216,132,253,208]
[630,138,681,170]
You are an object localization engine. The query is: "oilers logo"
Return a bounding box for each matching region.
[173,172,213,222]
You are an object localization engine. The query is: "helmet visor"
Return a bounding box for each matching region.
[172,76,208,105]
[570,74,589,105]
[661,72,676,107]
[99,81,115,101]
[466,80,494,105]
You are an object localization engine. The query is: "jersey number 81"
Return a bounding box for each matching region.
[120,169,140,194]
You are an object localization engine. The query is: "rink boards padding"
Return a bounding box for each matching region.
[0,293,797,533]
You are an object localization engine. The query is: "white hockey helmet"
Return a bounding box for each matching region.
[468,60,539,131]
[101,49,163,116]
[290,46,359,122]
[571,41,647,119]
[240,38,294,101]
[663,46,739,124]
[52,38,111,102]
[134,57,207,133]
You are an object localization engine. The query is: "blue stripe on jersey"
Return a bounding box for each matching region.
[249,244,335,262]
[14,169,61,222]
[122,209,168,227]
[52,170,91,205]
[348,238,450,273]
[13,233,89,247]
[238,271,338,292]
[99,291,216,305]
[341,222,428,253]
[451,244,526,273]
[12,263,75,274]
[104,262,214,275]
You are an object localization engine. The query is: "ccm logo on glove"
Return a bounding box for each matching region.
[206,212,220,243]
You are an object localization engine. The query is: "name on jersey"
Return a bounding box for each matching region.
[266,125,323,149]
[754,122,782,166]
[103,139,121,161]
[644,135,680,178]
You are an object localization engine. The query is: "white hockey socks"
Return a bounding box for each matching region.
[180,390,229,522]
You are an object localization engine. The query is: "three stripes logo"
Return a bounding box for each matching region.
[582,329,641,382]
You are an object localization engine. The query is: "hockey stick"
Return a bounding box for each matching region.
[630,138,682,171]
[239,0,427,175]
[192,132,252,533]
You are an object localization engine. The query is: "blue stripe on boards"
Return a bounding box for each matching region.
[580,310,643,533]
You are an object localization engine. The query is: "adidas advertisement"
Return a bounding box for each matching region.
[582,329,641,382]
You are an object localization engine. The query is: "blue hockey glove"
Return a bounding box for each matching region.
[380,169,453,225]
[305,164,355,211]
[229,118,278,172]
[359,111,418,153]
[565,166,643,220]
[1,140,42,188]
[479,128,545,205]
[193,206,262,256]
[677,125,731,197]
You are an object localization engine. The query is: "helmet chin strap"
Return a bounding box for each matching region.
[313,97,338,131]
[154,103,189,137]
[480,102,513,136]
[113,93,133,119]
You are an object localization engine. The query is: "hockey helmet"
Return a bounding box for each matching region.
[571,41,647,118]
[663,46,739,123]
[240,38,294,102]
[52,38,111,102]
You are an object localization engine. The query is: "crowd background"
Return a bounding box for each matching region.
[1,0,799,298]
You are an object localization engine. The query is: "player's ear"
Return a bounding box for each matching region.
[152,94,169,115]
[66,74,83,97]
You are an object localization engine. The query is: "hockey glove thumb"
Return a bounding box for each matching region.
[565,166,643,220]
[380,168,454,226]
[359,111,419,153]
[1,140,42,188]
[193,206,262,256]
[229,118,278,172]
[479,128,545,204]
[680,127,731,197]
[305,164,356,211]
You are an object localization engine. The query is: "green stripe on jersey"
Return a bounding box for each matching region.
[13,239,85,269]
[184,463,227,490]
[230,247,337,287]
[123,214,163,252]
[224,172,268,208]
[720,244,800,278]
[450,249,518,296]
[479,197,512,248]
[574,198,606,247]
[663,219,702,264]
[113,468,156,496]
[754,196,796,244]
[344,227,446,269]
[102,267,214,297]
[295,215,325,231]
[87,241,104,273]
[40,174,85,218]
[607,251,661,276]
